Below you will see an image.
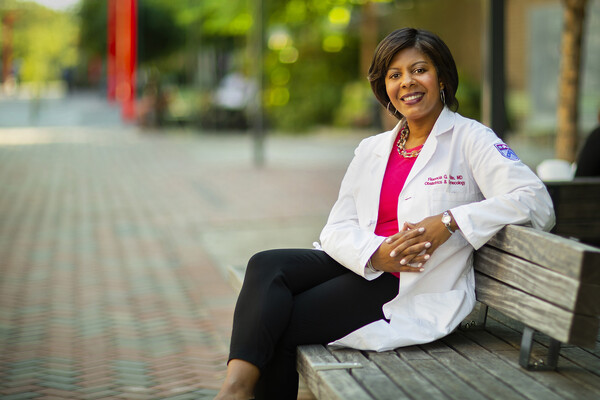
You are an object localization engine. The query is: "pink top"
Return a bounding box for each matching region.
[374,136,423,277]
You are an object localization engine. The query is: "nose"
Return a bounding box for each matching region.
[401,73,415,88]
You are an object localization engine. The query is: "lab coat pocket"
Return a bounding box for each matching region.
[427,189,480,216]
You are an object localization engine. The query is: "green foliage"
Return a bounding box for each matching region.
[334,80,373,128]
[78,0,187,66]
[455,71,481,121]
[266,33,361,131]
[77,0,106,58]
[196,0,251,36]
[137,0,187,64]
[3,1,78,83]
[263,1,365,131]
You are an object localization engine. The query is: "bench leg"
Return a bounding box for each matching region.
[519,326,561,370]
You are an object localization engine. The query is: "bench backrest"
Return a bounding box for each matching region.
[473,224,600,347]
[545,178,600,246]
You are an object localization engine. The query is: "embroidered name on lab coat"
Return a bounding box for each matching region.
[494,143,520,161]
[424,174,465,186]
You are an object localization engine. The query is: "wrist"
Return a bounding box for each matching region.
[367,258,379,273]
[442,210,456,234]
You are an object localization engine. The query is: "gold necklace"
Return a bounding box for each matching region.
[396,125,422,158]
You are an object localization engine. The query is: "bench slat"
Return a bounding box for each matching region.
[366,351,450,399]
[486,225,600,283]
[398,352,489,400]
[553,222,600,245]
[546,179,600,246]
[430,351,527,399]
[445,331,573,400]
[332,349,410,400]
[475,246,600,316]
[479,313,600,394]
[474,273,599,347]
[297,344,374,400]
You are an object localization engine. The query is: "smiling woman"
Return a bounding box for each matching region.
[214,28,556,400]
[384,47,444,146]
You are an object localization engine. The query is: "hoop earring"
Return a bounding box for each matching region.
[387,101,399,117]
[440,89,446,105]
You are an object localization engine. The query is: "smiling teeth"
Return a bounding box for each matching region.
[403,94,423,101]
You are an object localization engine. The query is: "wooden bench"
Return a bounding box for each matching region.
[227,225,600,399]
[545,178,600,247]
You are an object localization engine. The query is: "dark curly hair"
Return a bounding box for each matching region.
[367,28,459,120]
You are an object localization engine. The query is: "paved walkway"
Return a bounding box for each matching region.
[0,93,364,399]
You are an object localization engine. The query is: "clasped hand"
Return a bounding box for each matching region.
[370,213,452,273]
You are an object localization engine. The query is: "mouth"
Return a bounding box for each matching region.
[400,92,425,104]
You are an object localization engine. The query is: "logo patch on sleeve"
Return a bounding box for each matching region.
[494,143,520,161]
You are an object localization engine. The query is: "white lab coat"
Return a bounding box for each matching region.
[319,107,555,352]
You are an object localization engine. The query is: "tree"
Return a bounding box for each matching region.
[2,1,78,84]
[556,0,588,162]
[78,0,186,68]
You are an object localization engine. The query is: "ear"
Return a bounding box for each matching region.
[439,82,445,90]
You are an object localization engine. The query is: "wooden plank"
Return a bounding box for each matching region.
[400,358,488,399]
[493,349,600,400]
[297,344,373,400]
[553,222,600,244]
[554,201,600,219]
[431,351,526,399]
[475,246,600,316]
[482,315,600,395]
[331,349,409,400]
[443,332,566,400]
[485,225,600,283]
[397,348,488,400]
[366,351,450,400]
[545,179,600,203]
[397,345,435,360]
[422,336,525,399]
[474,273,599,347]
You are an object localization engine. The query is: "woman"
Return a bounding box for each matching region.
[215,28,554,400]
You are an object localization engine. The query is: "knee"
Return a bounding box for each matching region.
[245,250,282,281]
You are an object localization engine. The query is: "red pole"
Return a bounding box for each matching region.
[122,0,137,120]
[107,0,116,101]
[110,0,136,120]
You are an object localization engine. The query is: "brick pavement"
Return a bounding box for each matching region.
[0,125,362,399]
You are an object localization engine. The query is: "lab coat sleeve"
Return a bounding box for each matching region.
[320,139,386,279]
[450,124,555,250]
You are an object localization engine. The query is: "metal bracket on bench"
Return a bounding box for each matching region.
[461,304,488,330]
[312,362,363,371]
[519,326,561,371]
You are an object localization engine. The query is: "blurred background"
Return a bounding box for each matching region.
[0,0,598,168]
[0,2,598,398]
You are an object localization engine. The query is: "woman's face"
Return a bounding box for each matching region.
[385,47,444,126]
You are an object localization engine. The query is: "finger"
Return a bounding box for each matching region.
[400,221,411,231]
[386,227,425,246]
[410,253,432,264]
[405,221,419,230]
[391,239,431,258]
[395,264,425,273]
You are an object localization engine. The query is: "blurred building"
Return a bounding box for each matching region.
[378,0,599,136]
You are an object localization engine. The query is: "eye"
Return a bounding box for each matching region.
[388,72,400,79]
[414,68,426,74]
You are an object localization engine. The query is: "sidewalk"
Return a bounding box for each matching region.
[0,93,364,399]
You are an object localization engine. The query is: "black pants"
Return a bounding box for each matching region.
[228,249,399,400]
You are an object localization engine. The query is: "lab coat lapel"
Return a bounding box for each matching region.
[366,124,401,200]
[402,107,455,190]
